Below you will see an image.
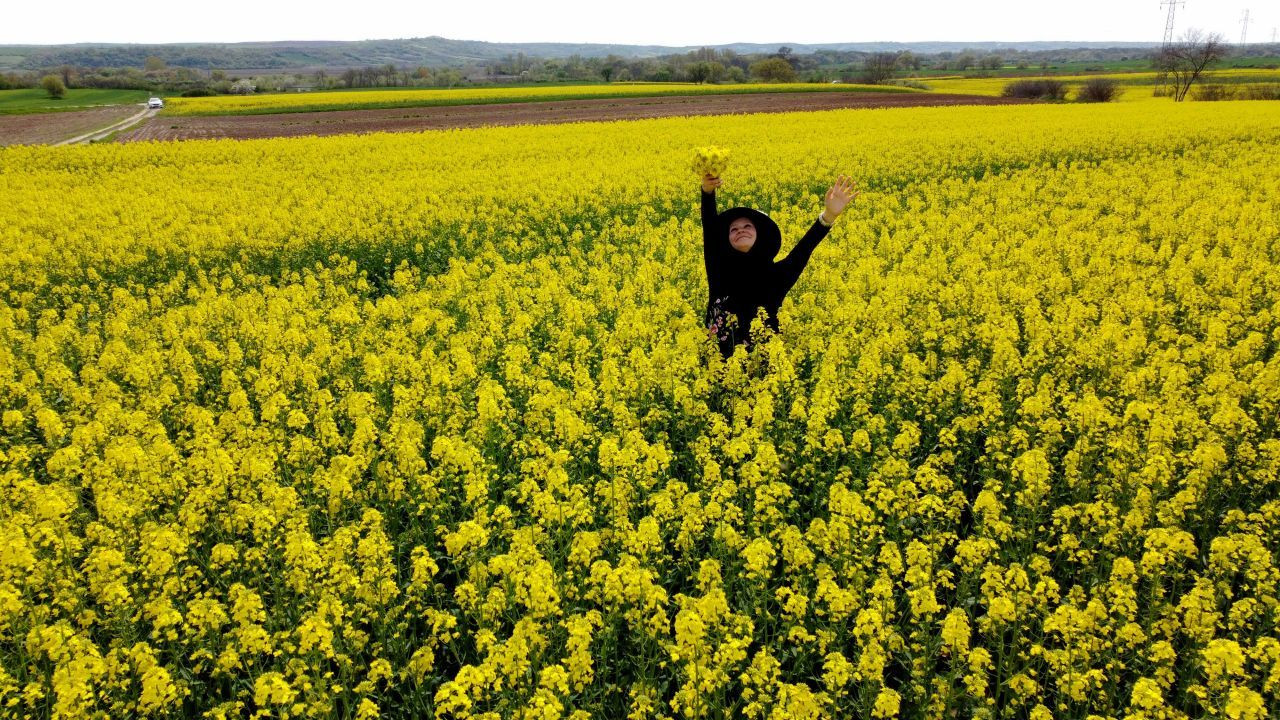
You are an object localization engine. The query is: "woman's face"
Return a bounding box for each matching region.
[728,217,756,253]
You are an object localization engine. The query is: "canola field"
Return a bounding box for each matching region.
[161,82,913,116]
[922,68,1280,100]
[1,101,1279,720]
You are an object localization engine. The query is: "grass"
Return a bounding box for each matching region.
[85,124,132,145]
[0,88,151,114]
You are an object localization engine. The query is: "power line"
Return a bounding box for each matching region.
[1160,0,1185,48]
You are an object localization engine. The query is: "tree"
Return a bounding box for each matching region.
[1077,77,1121,102]
[749,57,797,83]
[859,53,898,84]
[1153,29,1226,101]
[687,61,726,84]
[720,49,744,70]
[144,55,167,72]
[601,54,624,83]
[433,69,462,88]
[691,46,717,63]
[41,74,66,98]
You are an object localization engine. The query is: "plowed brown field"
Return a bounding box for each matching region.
[0,105,145,146]
[117,92,1031,142]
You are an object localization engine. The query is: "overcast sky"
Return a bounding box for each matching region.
[2,1,1271,46]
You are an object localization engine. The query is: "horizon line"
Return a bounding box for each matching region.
[0,37,1173,48]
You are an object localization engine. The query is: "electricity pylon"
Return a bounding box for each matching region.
[1160,0,1185,48]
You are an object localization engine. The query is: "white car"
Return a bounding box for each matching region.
[147,97,164,109]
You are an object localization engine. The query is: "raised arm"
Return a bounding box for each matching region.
[701,173,723,292]
[701,173,721,248]
[774,221,830,299]
[774,175,859,298]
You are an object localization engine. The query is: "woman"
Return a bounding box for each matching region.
[701,172,859,358]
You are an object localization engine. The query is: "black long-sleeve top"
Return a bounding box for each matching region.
[701,189,831,356]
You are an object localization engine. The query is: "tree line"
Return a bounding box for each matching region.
[4,39,1275,96]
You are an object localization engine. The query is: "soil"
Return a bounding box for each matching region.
[0,105,145,147]
[115,92,1033,143]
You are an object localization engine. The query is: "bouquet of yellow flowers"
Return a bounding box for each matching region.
[691,145,730,178]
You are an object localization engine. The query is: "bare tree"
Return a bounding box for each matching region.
[859,53,898,84]
[1154,29,1226,101]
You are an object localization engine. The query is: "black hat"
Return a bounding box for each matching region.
[717,207,781,262]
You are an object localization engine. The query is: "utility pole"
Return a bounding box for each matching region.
[1240,9,1251,45]
[1160,0,1184,48]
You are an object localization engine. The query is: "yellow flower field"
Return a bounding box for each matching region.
[921,68,1280,100]
[162,82,912,116]
[1,101,1279,719]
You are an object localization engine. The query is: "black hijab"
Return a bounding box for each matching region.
[714,206,782,303]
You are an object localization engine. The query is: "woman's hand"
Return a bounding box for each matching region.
[702,174,722,193]
[821,175,860,224]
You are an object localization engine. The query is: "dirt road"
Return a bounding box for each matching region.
[55,106,158,146]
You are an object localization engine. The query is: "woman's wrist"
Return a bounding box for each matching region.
[818,210,835,227]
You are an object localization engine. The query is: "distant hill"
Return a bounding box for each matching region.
[0,37,1164,71]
